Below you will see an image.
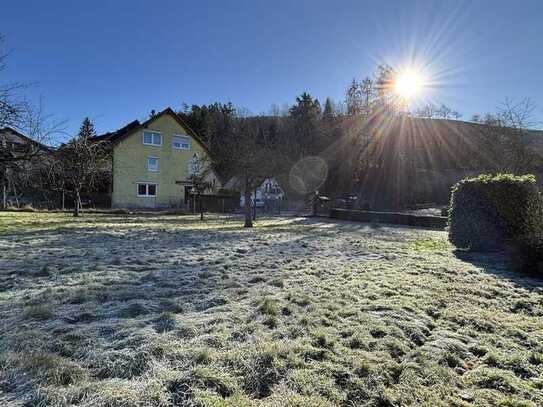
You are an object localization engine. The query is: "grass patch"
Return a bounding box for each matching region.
[23,304,55,320]
[258,297,279,317]
[0,212,542,405]
[21,352,86,386]
[408,237,451,252]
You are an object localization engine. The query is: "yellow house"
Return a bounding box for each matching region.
[95,108,221,208]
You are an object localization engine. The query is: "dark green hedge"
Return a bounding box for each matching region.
[330,208,447,229]
[508,235,543,275]
[448,174,543,256]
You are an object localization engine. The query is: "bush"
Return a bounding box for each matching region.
[448,174,543,257]
[330,208,446,229]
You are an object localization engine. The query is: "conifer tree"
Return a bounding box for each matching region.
[322,97,335,122]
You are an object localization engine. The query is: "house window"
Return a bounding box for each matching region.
[147,157,159,172]
[172,135,191,150]
[137,183,157,197]
[143,131,162,146]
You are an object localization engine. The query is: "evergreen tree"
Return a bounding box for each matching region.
[322,97,335,122]
[374,64,396,113]
[360,77,375,115]
[289,93,322,158]
[345,79,363,116]
[79,117,95,139]
[178,102,236,177]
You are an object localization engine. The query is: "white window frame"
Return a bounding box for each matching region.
[172,134,191,150]
[142,131,162,146]
[147,156,159,172]
[137,183,158,197]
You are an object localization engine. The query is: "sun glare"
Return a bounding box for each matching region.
[394,70,424,99]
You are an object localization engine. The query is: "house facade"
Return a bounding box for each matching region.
[96,108,221,208]
[1,127,53,208]
[0,127,51,162]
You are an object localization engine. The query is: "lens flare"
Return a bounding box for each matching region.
[289,156,328,194]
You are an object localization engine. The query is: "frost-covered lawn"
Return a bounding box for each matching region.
[0,212,542,406]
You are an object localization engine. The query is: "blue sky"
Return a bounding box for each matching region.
[2,0,543,138]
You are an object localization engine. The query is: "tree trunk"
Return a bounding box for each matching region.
[13,181,19,207]
[74,190,81,217]
[199,193,204,221]
[253,193,256,221]
[1,171,6,210]
[243,189,253,228]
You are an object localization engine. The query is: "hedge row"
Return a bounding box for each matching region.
[330,208,447,229]
[448,174,543,274]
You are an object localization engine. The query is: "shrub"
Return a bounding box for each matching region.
[448,174,543,254]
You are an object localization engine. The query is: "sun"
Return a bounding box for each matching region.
[394,69,424,99]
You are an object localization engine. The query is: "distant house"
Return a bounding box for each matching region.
[93,108,221,208]
[0,127,52,162]
[225,177,284,208]
[1,127,53,207]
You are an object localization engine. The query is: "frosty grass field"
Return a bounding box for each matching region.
[0,212,542,406]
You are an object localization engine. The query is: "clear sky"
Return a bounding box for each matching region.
[2,0,543,138]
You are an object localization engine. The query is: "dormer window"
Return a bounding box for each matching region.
[172,135,191,150]
[143,131,162,146]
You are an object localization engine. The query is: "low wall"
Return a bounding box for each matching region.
[330,208,447,229]
[192,194,239,213]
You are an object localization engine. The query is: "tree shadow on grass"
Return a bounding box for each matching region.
[453,249,542,292]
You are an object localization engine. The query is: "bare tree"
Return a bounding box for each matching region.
[346,75,380,117]
[0,35,65,208]
[217,117,279,227]
[496,98,539,174]
[474,98,540,174]
[436,104,462,119]
[186,154,214,221]
[55,118,109,216]
[415,103,461,119]
[0,35,28,130]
